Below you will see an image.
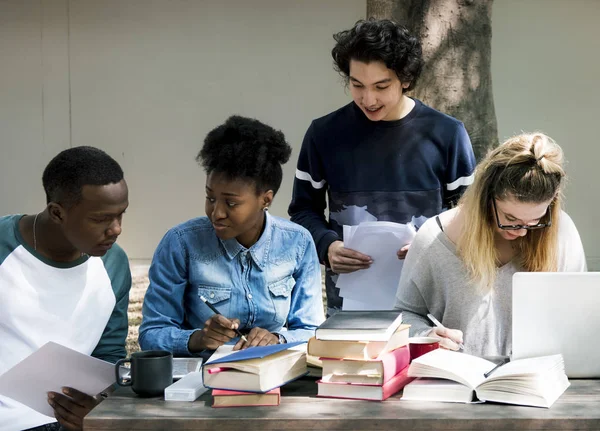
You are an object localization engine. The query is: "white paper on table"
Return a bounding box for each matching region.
[337,221,416,310]
[0,342,115,416]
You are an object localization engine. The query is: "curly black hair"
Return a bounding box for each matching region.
[332,18,424,92]
[42,146,124,206]
[196,116,292,195]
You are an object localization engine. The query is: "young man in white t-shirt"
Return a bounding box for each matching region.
[0,146,131,431]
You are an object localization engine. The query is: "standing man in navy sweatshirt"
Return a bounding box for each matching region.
[288,19,476,316]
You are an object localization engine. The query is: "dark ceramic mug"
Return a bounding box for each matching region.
[115,350,173,397]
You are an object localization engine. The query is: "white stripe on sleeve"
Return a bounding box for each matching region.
[295,169,326,190]
[446,173,474,191]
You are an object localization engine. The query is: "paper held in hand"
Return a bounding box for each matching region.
[336,221,416,311]
[0,342,115,416]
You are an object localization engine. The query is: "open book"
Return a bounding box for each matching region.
[402,349,569,408]
[202,342,307,393]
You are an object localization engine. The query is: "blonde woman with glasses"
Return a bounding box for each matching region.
[395,133,586,357]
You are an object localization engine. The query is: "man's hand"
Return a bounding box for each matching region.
[188,314,241,352]
[233,327,278,350]
[429,326,464,351]
[47,387,99,431]
[327,240,372,274]
[397,243,412,259]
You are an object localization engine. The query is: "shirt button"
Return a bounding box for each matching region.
[247,293,253,299]
[209,293,215,298]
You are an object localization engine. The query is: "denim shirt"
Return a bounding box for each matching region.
[139,212,325,355]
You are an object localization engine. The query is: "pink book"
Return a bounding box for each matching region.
[320,345,410,385]
[212,387,281,408]
[316,365,413,401]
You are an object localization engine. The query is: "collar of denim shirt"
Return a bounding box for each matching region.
[217,211,273,270]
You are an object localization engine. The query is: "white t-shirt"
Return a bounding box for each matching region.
[0,215,131,431]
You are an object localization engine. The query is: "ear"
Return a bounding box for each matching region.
[47,202,66,225]
[261,190,274,210]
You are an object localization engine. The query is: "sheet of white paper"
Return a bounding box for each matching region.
[338,221,416,310]
[0,342,115,416]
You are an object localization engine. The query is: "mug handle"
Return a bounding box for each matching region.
[115,358,131,386]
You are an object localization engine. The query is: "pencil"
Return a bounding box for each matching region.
[200,295,249,343]
[483,357,510,378]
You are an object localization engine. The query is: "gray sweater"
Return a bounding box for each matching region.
[395,210,586,357]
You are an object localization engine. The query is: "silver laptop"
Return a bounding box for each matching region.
[512,272,600,378]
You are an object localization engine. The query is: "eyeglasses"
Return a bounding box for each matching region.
[492,200,552,231]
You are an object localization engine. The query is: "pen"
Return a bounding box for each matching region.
[426,313,465,350]
[483,357,510,378]
[200,295,249,343]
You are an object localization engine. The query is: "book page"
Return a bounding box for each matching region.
[484,354,563,380]
[409,349,494,389]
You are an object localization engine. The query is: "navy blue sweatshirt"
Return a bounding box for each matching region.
[288,99,476,312]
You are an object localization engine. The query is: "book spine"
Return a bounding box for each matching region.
[380,346,410,383]
[381,366,413,400]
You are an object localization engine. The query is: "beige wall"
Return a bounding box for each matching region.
[1,0,598,268]
[0,0,365,258]
[492,0,600,269]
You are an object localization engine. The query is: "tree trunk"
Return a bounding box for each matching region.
[367,0,498,160]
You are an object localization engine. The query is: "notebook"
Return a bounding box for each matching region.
[308,324,410,360]
[512,272,600,378]
[202,343,307,393]
[403,349,569,408]
[212,388,280,407]
[315,310,403,341]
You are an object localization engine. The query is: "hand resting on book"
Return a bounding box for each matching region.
[429,327,464,351]
[234,327,279,350]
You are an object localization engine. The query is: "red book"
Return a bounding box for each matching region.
[212,388,280,408]
[316,365,413,401]
[320,345,410,385]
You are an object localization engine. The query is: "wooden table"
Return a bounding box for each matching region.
[85,377,600,430]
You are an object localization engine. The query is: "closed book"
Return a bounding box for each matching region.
[403,349,569,408]
[203,343,307,393]
[307,324,409,360]
[315,310,403,341]
[212,388,280,407]
[317,365,412,401]
[321,345,410,385]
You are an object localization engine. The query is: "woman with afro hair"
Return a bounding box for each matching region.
[139,116,324,355]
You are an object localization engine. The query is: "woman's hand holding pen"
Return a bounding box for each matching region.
[233,327,279,350]
[188,314,241,352]
[429,326,464,351]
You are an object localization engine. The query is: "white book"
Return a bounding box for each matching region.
[402,349,569,408]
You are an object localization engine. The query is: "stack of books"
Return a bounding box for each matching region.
[202,342,307,408]
[309,310,413,401]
